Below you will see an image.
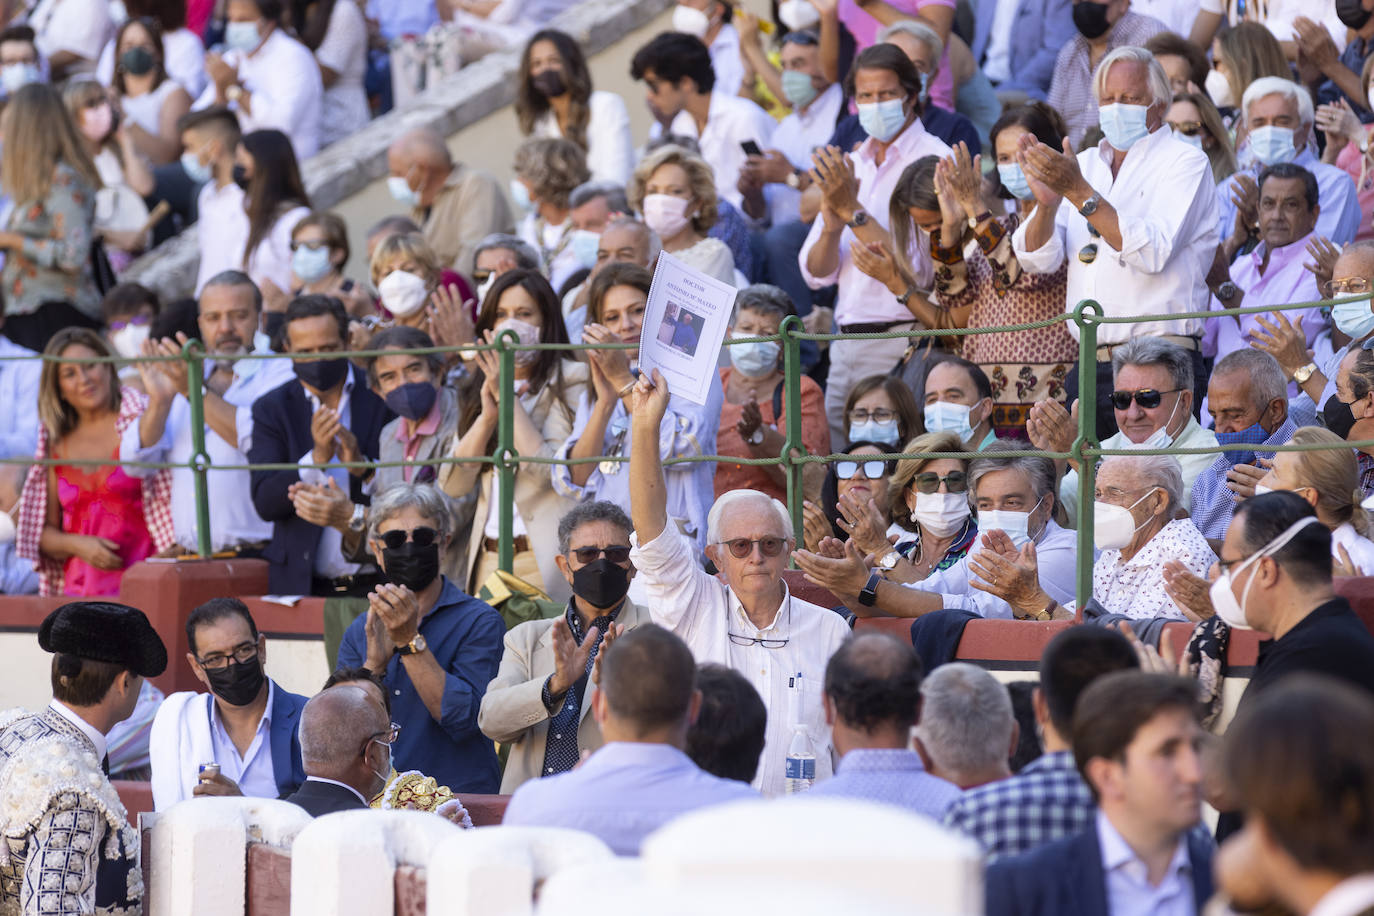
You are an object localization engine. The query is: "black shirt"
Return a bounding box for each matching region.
[1243,596,1374,704]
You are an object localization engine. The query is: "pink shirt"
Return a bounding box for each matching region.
[837,0,956,110]
[394,396,442,481]
[1336,134,1374,244]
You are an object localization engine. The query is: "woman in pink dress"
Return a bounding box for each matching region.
[15,327,172,595]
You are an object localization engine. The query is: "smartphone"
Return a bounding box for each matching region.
[740,140,763,158]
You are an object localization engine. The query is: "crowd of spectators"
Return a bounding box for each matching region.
[6,0,1374,912]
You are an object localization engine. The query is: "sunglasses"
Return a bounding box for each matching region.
[570,545,632,564]
[719,536,788,559]
[1078,224,1101,264]
[472,269,493,284]
[913,470,968,493]
[1169,121,1203,137]
[378,526,439,549]
[836,459,891,480]
[1109,388,1182,410]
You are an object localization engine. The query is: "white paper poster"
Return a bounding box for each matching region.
[637,250,736,405]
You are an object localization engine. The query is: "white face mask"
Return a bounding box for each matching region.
[671,3,711,38]
[911,491,970,538]
[642,193,693,241]
[368,737,393,790]
[378,269,429,318]
[1093,488,1158,551]
[1205,69,1234,109]
[1208,516,1323,631]
[978,495,1046,550]
[110,323,150,360]
[1123,393,1182,452]
[778,0,821,30]
[923,399,978,443]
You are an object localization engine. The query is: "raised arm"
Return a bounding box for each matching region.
[628,370,672,545]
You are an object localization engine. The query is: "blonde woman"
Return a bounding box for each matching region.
[14,328,173,596]
[0,83,104,350]
[511,136,591,294]
[628,144,735,286]
[367,231,472,348]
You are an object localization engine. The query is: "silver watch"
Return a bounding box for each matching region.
[747,427,764,445]
[348,503,366,533]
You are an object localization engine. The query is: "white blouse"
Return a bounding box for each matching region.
[1092,517,1217,621]
[1333,522,1374,577]
[670,237,736,288]
[531,89,634,186]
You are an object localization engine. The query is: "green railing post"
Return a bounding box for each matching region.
[1072,300,1102,609]
[182,338,212,558]
[780,316,805,545]
[495,329,518,574]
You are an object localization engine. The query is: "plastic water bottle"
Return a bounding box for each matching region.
[784,723,816,794]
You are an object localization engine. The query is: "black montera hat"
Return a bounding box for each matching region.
[38,601,168,677]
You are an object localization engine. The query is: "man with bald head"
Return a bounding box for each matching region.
[385,126,513,275]
[628,370,849,797]
[564,216,661,340]
[284,684,394,816]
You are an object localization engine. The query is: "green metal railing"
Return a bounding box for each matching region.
[3,290,1369,609]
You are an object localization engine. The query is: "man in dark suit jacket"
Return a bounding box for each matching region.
[248,295,393,596]
[284,684,393,817]
[987,672,1214,916]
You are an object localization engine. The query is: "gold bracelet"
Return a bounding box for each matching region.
[616,379,636,398]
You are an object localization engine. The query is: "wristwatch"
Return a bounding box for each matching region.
[225,84,243,104]
[878,549,902,570]
[897,285,920,306]
[858,569,883,606]
[1215,281,1239,302]
[786,170,802,190]
[847,209,870,229]
[1077,192,1101,217]
[348,503,366,533]
[1292,362,1319,385]
[396,634,428,656]
[747,427,764,445]
[967,210,993,229]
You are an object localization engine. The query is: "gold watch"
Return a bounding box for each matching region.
[1292,362,1318,385]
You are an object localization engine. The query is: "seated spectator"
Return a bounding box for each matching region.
[814,439,901,550]
[800,43,951,449]
[876,21,980,153]
[248,295,391,596]
[337,482,506,794]
[293,0,368,148]
[630,31,775,212]
[811,633,962,816]
[101,282,158,364]
[516,29,634,185]
[911,662,1016,791]
[1202,22,1288,116]
[149,598,308,809]
[368,326,459,493]
[96,0,206,98]
[669,0,746,97]
[512,137,591,294]
[985,673,1213,916]
[563,181,630,277]
[386,126,514,276]
[628,371,848,795]
[944,626,1138,862]
[368,231,470,343]
[628,144,735,286]
[873,431,977,582]
[442,269,586,602]
[837,375,922,450]
[479,501,649,793]
[0,464,39,594]
[559,186,637,334]
[923,358,999,451]
[0,84,103,352]
[1015,46,1218,442]
[1046,5,1167,146]
[716,284,828,503]
[556,264,722,553]
[127,271,292,556]
[63,78,151,268]
[1216,78,1360,246]
[107,17,191,166]
[15,328,172,596]
[684,662,767,784]
[795,444,1076,620]
[1317,88,1374,245]
[1089,455,1215,621]
[503,623,756,852]
[283,685,392,817]
[1166,90,1237,184]
[966,0,1075,102]
[289,211,371,317]
[1145,30,1208,95]
[231,129,312,299]
[1190,349,1296,544]
[1216,676,1374,916]
[183,107,247,295]
[471,232,542,305]
[0,26,43,98]
[193,0,324,160]
[26,0,112,80]
[0,314,43,463]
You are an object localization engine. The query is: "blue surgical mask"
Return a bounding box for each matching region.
[923,400,977,443]
[1,62,39,95]
[728,336,780,378]
[569,229,599,269]
[387,175,420,208]
[857,98,908,143]
[1173,129,1204,150]
[848,420,900,445]
[510,179,534,213]
[1248,125,1296,166]
[781,69,819,109]
[181,150,212,185]
[292,244,333,283]
[224,20,263,53]
[1215,422,1270,466]
[997,162,1033,200]
[1334,299,1374,340]
[1098,102,1151,151]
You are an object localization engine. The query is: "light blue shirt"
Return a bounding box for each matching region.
[1098,811,1195,916]
[364,0,438,39]
[1216,146,1361,247]
[208,680,277,800]
[0,336,41,460]
[502,742,757,855]
[809,748,963,819]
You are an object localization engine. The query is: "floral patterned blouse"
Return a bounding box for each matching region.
[3,162,100,318]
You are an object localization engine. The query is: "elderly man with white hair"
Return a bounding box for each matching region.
[1215,77,1360,247]
[912,663,1017,790]
[628,370,849,797]
[1013,45,1218,441]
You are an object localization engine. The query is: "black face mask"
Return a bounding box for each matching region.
[383,541,441,592]
[1072,1,1112,39]
[231,164,250,191]
[203,657,265,707]
[1324,393,1358,440]
[570,558,632,610]
[384,381,438,421]
[531,70,567,98]
[293,356,349,392]
[120,46,156,76]
[1338,0,1373,30]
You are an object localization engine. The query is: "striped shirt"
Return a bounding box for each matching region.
[1046,12,1168,147]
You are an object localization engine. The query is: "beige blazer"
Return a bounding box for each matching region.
[478,597,649,794]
